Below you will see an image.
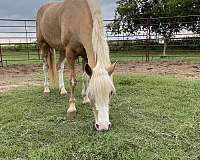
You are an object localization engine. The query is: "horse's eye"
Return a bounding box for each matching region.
[110,91,113,97]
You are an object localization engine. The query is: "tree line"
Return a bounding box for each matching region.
[108,0,200,55]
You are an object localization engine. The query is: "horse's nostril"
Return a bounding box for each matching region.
[95,124,99,129]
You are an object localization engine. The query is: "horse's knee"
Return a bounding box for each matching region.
[43,62,49,71]
[70,78,77,87]
[60,63,65,70]
[83,72,90,83]
[58,60,65,71]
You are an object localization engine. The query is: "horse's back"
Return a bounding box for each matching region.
[37,0,93,50]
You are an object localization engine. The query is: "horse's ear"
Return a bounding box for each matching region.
[107,61,117,76]
[85,63,92,77]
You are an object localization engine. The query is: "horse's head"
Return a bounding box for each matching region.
[85,63,116,131]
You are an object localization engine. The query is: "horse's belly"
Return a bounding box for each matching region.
[43,33,62,48]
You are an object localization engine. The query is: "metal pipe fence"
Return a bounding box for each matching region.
[0,44,3,67]
[0,15,200,66]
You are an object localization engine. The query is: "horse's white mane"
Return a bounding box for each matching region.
[86,0,111,67]
[85,0,115,112]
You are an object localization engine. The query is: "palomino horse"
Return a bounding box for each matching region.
[36,0,116,131]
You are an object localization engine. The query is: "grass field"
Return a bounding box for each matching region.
[2,51,40,65]
[2,50,200,65]
[1,74,200,159]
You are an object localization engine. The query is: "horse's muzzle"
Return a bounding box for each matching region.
[95,123,112,131]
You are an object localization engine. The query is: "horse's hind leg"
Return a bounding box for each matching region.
[58,50,67,95]
[66,47,77,119]
[40,44,50,94]
[40,45,49,94]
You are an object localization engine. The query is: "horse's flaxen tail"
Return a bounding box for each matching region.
[47,48,58,88]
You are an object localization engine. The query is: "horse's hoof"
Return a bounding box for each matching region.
[60,92,67,96]
[60,91,67,96]
[82,99,90,105]
[60,88,67,96]
[44,89,50,96]
[67,110,77,120]
[44,88,50,95]
[44,92,50,96]
[82,97,90,104]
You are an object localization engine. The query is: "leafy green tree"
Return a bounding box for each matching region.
[179,0,200,34]
[108,0,200,56]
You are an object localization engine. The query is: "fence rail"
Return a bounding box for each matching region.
[0,15,200,66]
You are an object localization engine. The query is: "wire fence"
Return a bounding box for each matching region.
[0,15,200,66]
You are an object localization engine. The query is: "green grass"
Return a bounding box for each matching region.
[111,51,200,62]
[2,50,200,65]
[1,74,200,159]
[2,51,41,65]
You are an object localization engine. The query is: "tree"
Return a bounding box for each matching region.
[108,0,200,56]
[178,0,200,34]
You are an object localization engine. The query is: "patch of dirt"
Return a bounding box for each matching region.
[1,61,200,92]
[122,61,200,80]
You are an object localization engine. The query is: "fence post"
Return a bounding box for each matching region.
[24,20,30,60]
[37,45,41,60]
[0,44,3,67]
[145,17,151,61]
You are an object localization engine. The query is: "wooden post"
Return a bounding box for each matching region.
[0,44,3,67]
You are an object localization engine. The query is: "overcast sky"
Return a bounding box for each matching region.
[0,0,117,19]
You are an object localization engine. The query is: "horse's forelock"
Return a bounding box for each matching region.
[87,65,115,107]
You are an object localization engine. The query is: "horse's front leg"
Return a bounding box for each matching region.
[68,73,77,118]
[58,51,67,95]
[81,58,90,104]
[82,72,90,104]
[66,50,77,119]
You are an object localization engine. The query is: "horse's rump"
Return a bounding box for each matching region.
[36,0,93,50]
[36,2,63,48]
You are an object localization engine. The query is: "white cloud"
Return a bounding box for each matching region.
[0,0,117,43]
